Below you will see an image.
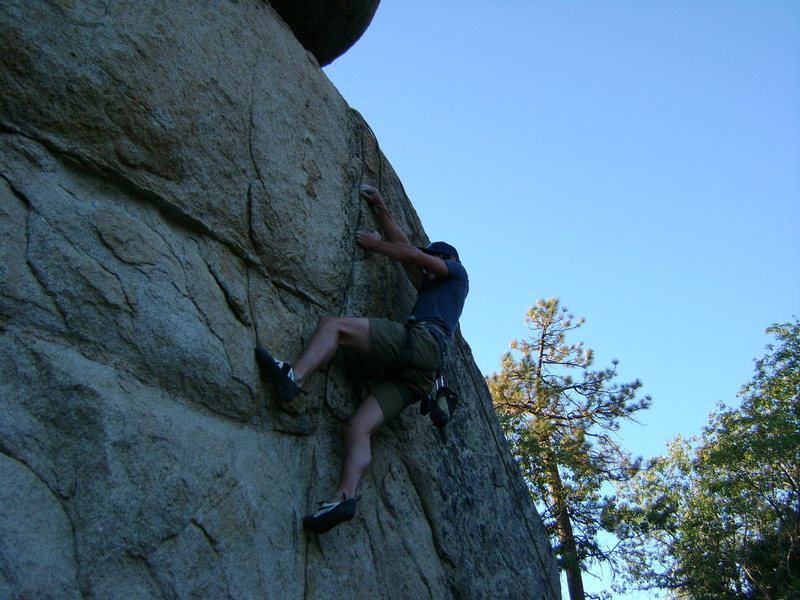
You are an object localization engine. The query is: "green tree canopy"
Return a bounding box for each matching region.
[612,319,800,599]
[487,298,651,600]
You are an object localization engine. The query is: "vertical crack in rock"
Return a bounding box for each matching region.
[0,172,29,208]
[244,260,259,342]
[247,70,266,253]
[57,183,138,317]
[360,518,387,597]
[1,172,68,329]
[334,111,376,318]
[201,255,251,328]
[399,534,435,600]
[399,454,457,571]
[302,443,320,597]
[25,219,90,337]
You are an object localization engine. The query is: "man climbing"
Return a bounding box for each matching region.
[255,184,469,534]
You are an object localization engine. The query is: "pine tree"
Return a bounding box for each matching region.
[487,298,651,600]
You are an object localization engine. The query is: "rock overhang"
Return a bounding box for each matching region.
[270,0,381,66]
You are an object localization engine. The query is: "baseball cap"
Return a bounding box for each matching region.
[420,241,459,262]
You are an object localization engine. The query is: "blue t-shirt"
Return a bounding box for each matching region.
[409,259,469,342]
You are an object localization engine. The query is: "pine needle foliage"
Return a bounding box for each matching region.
[486,298,651,600]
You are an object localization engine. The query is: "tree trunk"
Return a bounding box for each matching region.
[536,331,586,600]
[547,462,585,600]
[556,505,585,600]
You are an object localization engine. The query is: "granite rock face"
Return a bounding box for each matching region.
[0,1,560,599]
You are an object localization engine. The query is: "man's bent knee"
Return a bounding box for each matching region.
[331,317,371,353]
[342,418,361,442]
[343,396,384,440]
[317,315,359,334]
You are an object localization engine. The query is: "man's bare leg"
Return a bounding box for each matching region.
[292,316,371,388]
[295,322,386,532]
[302,396,384,533]
[329,395,384,501]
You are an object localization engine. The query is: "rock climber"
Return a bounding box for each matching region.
[255,184,469,534]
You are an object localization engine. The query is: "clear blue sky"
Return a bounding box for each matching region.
[324,1,799,597]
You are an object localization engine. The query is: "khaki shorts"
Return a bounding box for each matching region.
[366,318,441,422]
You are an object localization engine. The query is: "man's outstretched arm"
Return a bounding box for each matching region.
[360,185,412,246]
[359,185,432,288]
[356,231,448,290]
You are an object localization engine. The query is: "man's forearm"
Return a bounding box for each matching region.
[372,205,411,245]
[355,227,427,289]
[370,237,418,263]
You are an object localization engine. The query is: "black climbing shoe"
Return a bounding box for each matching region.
[430,386,458,429]
[420,393,433,416]
[254,346,307,403]
[303,495,360,534]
